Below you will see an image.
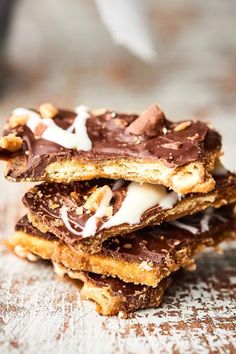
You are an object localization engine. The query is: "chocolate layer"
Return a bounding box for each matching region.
[102,205,235,264]
[82,272,170,298]
[1,105,221,181]
[16,205,236,266]
[58,268,171,315]
[22,172,236,252]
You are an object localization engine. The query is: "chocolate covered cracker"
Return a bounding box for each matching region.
[22,172,236,253]
[0,104,221,194]
[11,206,236,287]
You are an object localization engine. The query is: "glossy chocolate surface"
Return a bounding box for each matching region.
[16,205,235,266]
[22,173,236,246]
[1,106,221,180]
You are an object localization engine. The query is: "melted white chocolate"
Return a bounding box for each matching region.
[60,187,113,238]
[170,220,199,234]
[200,207,213,232]
[82,187,113,237]
[60,205,82,236]
[12,106,92,151]
[103,182,179,229]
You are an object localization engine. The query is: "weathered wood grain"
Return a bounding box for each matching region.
[0,230,235,354]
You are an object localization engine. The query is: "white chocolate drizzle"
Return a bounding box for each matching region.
[12,106,92,151]
[82,187,113,237]
[60,205,82,236]
[200,207,213,232]
[103,182,179,229]
[60,187,113,238]
[112,179,125,191]
[170,220,199,234]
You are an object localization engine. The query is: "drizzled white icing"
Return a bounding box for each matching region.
[159,191,180,209]
[170,220,199,234]
[67,105,92,151]
[103,182,179,229]
[60,187,113,238]
[12,106,92,151]
[200,207,213,232]
[82,187,113,237]
[60,205,82,236]
[112,179,125,191]
[171,206,228,234]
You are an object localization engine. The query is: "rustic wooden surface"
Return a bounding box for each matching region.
[0,1,236,353]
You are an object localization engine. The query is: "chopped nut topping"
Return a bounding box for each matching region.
[126,105,166,137]
[9,114,28,128]
[174,121,191,132]
[138,261,153,271]
[76,206,83,215]
[184,260,197,271]
[123,243,132,249]
[207,123,213,130]
[118,311,128,319]
[39,103,58,119]
[0,134,23,152]
[114,118,128,128]
[105,206,113,217]
[70,191,80,201]
[48,200,60,209]
[91,108,107,116]
[84,185,112,212]
[162,142,182,150]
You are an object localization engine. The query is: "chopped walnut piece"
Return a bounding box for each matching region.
[138,261,153,271]
[174,121,191,132]
[123,243,132,249]
[184,259,197,271]
[84,185,112,212]
[39,103,58,119]
[162,142,182,150]
[9,114,28,128]
[48,200,60,209]
[70,191,80,201]
[0,134,22,152]
[126,104,166,137]
[105,206,113,217]
[91,108,107,116]
[76,206,83,215]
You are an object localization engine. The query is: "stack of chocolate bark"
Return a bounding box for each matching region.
[1,103,236,316]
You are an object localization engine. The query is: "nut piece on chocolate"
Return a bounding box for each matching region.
[126,104,166,136]
[0,104,222,194]
[22,172,236,253]
[11,205,236,289]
